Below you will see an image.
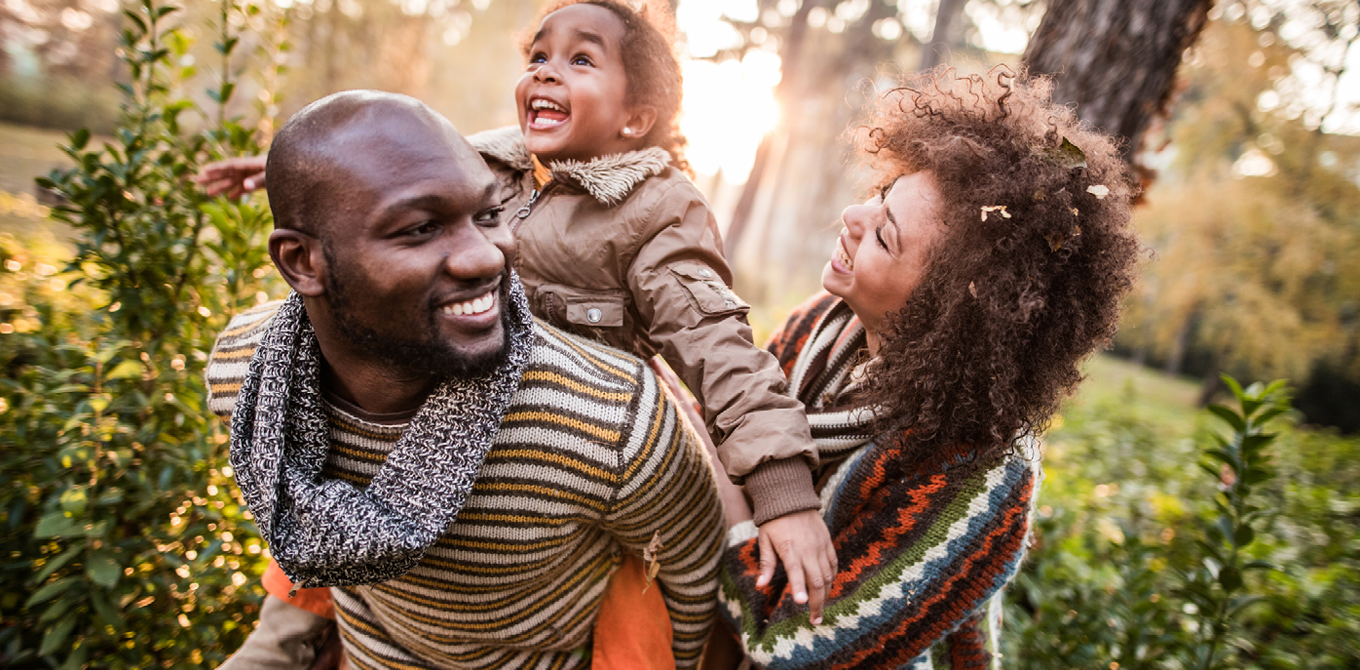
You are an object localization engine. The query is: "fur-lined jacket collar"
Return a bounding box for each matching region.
[468,126,672,207]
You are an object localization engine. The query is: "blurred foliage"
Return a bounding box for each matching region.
[0,0,286,666]
[1118,1,1360,431]
[1006,361,1360,668]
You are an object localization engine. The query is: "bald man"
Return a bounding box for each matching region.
[209,91,722,668]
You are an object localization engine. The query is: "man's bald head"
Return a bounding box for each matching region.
[266,90,476,239]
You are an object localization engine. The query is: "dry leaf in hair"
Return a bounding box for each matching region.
[968,281,978,298]
[981,205,1011,222]
[1086,184,1109,199]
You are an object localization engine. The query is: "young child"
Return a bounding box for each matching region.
[202,0,835,664]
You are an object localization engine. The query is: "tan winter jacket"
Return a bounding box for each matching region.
[469,127,820,523]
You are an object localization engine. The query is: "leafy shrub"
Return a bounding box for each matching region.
[0,1,285,666]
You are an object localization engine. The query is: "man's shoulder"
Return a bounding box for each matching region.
[205,300,285,418]
[524,319,651,397]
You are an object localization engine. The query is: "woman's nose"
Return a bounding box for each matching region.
[841,203,870,238]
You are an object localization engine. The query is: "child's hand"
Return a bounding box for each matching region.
[196,155,268,201]
[757,509,837,625]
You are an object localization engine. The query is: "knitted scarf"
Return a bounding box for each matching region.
[719,292,1038,669]
[228,276,535,589]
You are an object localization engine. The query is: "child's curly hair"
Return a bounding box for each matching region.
[853,66,1141,462]
[522,0,690,175]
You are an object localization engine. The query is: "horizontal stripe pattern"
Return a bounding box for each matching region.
[208,305,723,669]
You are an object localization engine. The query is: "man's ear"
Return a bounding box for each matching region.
[621,106,658,141]
[268,229,327,297]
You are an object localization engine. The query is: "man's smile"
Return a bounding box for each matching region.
[440,289,497,317]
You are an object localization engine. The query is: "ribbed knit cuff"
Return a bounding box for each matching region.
[746,457,821,526]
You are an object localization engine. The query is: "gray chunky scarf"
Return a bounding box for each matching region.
[229,276,535,588]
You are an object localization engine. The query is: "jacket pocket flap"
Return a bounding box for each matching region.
[668,264,748,316]
[537,284,628,328]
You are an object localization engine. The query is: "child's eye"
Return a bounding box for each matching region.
[878,183,891,202]
[474,207,504,225]
[571,54,593,66]
[528,52,547,65]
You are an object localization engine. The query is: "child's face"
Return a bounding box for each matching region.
[515,4,645,163]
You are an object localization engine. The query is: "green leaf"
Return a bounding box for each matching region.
[104,360,143,381]
[85,550,121,588]
[1220,374,1246,400]
[34,544,85,584]
[1218,565,1243,592]
[70,128,91,151]
[1205,448,1237,467]
[1243,559,1275,571]
[1243,468,1272,485]
[1207,404,1246,432]
[1045,137,1088,169]
[35,513,83,539]
[39,616,77,657]
[25,576,79,608]
[1253,406,1288,426]
[1234,525,1255,548]
[90,591,124,629]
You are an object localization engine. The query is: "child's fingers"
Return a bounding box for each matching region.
[756,532,776,588]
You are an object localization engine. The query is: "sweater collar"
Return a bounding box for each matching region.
[468,125,672,207]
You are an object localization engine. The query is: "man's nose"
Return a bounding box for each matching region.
[443,227,506,281]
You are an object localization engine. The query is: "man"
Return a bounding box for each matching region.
[208,91,723,668]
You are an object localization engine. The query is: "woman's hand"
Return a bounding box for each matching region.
[758,510,837,625]
[196,154,268,201]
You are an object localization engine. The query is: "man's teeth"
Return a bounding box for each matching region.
[443,292,495,317]
[531,99,565,112]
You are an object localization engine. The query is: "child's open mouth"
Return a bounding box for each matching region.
[528,98,569,130]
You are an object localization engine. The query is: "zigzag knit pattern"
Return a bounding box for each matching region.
[208,303,724,669]
[718,293,1039,669]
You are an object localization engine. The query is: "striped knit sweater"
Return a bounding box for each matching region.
[207,302,725,669]
[718,293,1039,669]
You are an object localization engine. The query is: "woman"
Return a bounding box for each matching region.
[708,68,1140,668]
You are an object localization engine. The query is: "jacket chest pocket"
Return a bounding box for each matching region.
[669,263,749,316]
[534,284,629,328]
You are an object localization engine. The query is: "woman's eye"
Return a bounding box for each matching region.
[474,207,504,225]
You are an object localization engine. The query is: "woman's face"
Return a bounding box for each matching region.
[822,172,946,338]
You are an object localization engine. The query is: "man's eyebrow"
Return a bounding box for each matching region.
[379,183,497,217]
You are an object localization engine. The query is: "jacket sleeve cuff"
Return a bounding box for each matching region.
[746,457,821,526]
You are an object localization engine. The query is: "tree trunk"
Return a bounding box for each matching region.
[919,0,968,70]
[1022,0,1214,173]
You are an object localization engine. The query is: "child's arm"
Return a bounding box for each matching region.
[625,180,837,620]
[196,154,268,200]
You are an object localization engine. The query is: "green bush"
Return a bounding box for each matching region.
[0,1,284,666]
[1006,374,1360,668]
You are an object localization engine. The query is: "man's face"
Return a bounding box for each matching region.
[320,116,516,379]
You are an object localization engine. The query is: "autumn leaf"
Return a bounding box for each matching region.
[1043,137,1088,169]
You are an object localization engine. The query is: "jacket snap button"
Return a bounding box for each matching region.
[698,268,713,278]
[586,308,603,323]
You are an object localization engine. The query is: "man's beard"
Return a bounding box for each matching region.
[324,244,512,379]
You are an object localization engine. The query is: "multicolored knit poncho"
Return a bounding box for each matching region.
[718,293,1040,669]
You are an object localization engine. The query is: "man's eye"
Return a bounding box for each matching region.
[474,207,504,225]
[409,221,439,236]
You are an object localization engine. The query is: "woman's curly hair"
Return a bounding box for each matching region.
[521,0,690,175]
[854,66,1141,462]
